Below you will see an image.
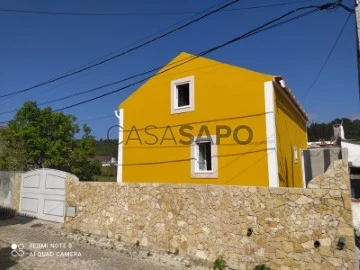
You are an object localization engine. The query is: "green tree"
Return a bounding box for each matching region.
[0,101,100,180]
[94,139,118,157]
[307,117,360,141]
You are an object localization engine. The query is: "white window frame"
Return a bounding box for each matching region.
[171,76,194,114]
[293,145,298,163]
[191,135,218,178]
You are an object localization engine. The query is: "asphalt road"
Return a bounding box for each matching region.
[0,216,188,270]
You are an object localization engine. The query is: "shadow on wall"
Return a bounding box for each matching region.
[303,148,343,187]
[278,158,289,187]
[356,234,360,249]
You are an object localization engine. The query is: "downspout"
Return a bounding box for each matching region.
[114,109,124,184]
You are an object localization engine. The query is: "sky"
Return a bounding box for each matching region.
[0,0,358,139]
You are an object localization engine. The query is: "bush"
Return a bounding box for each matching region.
[254,264,271,270]
[213,255,226,270]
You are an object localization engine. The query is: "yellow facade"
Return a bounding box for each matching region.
[273,84,308,187]
[118,52,308,187]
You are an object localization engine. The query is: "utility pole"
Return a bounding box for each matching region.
[356,0,360,98]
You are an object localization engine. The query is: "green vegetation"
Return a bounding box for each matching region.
[92,139,118,182]
[213,255,226,270]
[0,102,100,180]
[254,264,271,270]
[93,175,116,182]
[307,118,360,142]
[94,139,118,156]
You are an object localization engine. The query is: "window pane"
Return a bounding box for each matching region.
[197,142,212,171]
[198,143,205,170]
[177,83,190,107]
[205,142,212,170]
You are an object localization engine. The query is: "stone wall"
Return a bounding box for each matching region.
[0,171,21,211]
[65,160,356,269]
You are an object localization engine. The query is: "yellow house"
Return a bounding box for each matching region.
[116,52,309,187]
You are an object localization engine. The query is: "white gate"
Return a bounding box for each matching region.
[19,169,70,223]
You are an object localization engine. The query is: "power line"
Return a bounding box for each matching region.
[54,3,333,112]
[0,2,349,122]
[3,1,231,104]
[0,113,116,124]
[0,0,240,100]
[213,130,277,185]
[0,62,221,116]
[3,1,349,112]
[0,1,315,16]
[228,0,315,11]
[197,133,276,185]
[114,112,269,133]
[37,63,220,107]
[116,141,272,150]
[78,115,114,123]
[6,0,351,102]
[111,148,270,166]
[2,106,267,129]
[301,12,352,101]
[0,2,231,110]
[20,6,324,113]
[0,1,320,108]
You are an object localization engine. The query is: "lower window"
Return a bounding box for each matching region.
[191,136,218,178]
[196,141,212,171]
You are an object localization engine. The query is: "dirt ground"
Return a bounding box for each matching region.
[0,216,197,270]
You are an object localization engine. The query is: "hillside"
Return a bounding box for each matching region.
[94,139,118,157]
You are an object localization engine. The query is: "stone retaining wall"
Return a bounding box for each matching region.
[0,171,21,211]
[65,160,356,269]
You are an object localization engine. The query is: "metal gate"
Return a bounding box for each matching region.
[19,169,69,223]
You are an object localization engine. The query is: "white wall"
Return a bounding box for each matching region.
[342,141,360,167]
[352,201,360,229]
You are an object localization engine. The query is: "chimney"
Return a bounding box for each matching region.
[333,122,345,146]
[340,124,345,140]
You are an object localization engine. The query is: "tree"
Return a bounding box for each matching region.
[94,139,118,156]
[307,117,360,142]
[0,102,100,180]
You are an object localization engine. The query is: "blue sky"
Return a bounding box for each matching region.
[0,0,358,139]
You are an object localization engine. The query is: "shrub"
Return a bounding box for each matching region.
[213,255,226,270]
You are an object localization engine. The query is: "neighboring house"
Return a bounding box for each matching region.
[90,156,117,167]
[116,52,308,187]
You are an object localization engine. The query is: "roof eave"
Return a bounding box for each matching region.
[273,76,310,123]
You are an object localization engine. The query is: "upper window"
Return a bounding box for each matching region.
[177,83,190,107]
[171,76,194,114]
[191,135,218,178]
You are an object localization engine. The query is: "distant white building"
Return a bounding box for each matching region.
[90,156,117,167]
